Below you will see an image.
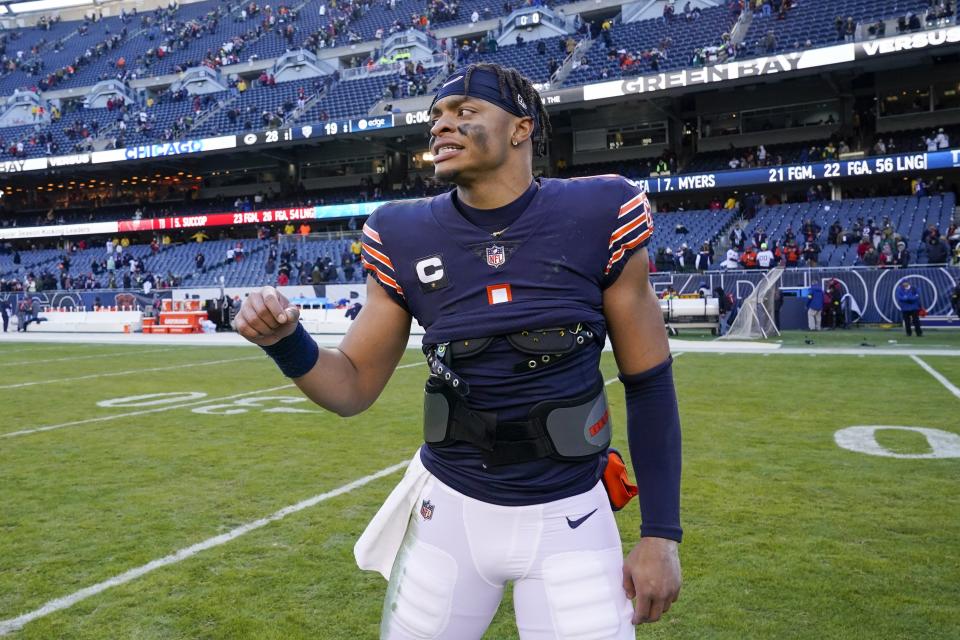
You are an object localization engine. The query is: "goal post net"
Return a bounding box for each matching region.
[719,266,784,340]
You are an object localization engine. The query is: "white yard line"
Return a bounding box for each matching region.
[0,356,263,390]
[0,345,89,355]
[910,355,960,400]
[1,384,296,439]
[0,461,409,637]
[0,347,175,368]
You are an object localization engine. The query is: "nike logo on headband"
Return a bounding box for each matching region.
[441,75,464,88]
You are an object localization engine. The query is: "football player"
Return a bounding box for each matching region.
[237,63,682,639]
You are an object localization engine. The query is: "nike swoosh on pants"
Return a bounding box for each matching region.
[566,508,598,529]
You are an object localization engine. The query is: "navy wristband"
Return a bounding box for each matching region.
[619,356,683,542]
[260,323,319,378]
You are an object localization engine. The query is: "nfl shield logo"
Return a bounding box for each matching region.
[485,245,506,268]
[420,499,435,520]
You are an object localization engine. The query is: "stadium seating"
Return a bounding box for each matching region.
[0,247,62,281]
[879,124,959,155]
[564,6,736,87]
[302,68,439,121]
[741,0,929,55]
[682,138,835,173]
[467,39,564,84]
[733,194,957,267]
[648,207,737,260]
[217,80,310,135]
[3,190,956,290]
[0,0,951,160]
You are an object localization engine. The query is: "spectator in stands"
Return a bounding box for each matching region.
[695,243,711,272]
[844,17,856,42]
[729,225,746,251]
[342,252,356,280]
[277,270,290,286]
[927,233,949,264]
[861,245,879,266]
[878,243,897,268]
[894,241,910,268]
[350,237,362,262]
[828,220,842,246]
[801,218,821,238]
[679,243,696,272]
[896,281,923,337]
[762,30,776,53]
[935,128,950,149]
[806,282,824,331]
[740,244,758,269]
[653,247,671,272]
[802,236,820,267]
[752,226,768,249]
[756,243,775,269]
[921,224,941,245]
[719,249,739,270]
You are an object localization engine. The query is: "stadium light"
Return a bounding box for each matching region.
[421,152,434,162]
[9,0,93,13]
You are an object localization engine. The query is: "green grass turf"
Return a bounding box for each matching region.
[1,343,958,639]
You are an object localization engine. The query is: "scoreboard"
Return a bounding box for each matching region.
[237,115,395,147]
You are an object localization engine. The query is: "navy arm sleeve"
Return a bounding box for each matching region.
[619,356,683,542]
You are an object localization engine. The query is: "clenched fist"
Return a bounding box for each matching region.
[235,286,302,346]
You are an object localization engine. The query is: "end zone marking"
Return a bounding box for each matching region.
[910,355,960,400]
[0,461,409,636]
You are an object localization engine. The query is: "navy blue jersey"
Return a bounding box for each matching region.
[362,175,653,505]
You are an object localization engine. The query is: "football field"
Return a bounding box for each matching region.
[1,333,958,639]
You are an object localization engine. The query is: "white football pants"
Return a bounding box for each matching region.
[380,476,635,640]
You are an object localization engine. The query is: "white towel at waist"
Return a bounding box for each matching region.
[354,447,429,581]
